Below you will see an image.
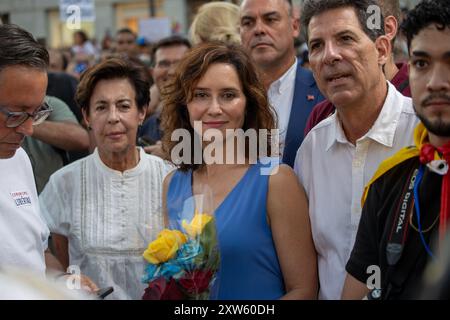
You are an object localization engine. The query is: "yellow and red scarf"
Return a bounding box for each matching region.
[362,123,450,242]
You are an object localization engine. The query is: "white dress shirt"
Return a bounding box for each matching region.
[268,59,297,154]
[0,148,49,278]
[294,82,418,299]
[40,148,169,299]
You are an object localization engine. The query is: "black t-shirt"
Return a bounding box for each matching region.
[346,157,442,299]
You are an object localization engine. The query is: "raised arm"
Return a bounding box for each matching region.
[32,121,89,151]
[31,96,90,152]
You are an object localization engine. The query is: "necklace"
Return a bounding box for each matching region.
[409,207,440,233]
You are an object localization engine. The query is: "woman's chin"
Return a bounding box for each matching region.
[99,143,133,156]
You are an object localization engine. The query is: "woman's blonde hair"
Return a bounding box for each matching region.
[189,1,240,45]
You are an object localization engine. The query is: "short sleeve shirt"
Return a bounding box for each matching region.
[346,157,441,299]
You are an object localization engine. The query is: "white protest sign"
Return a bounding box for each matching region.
[139,17,172,43]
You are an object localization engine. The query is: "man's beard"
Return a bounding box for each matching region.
[415,107,450,137]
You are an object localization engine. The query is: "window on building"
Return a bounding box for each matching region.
[115,1,164,34]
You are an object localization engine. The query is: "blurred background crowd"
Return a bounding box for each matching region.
[1,0,448,301]
[0,0,420,78]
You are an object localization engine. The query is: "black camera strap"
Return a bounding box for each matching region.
[382,167,419,299]
[386,168,419,265]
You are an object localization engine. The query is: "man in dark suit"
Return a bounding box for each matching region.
[240,0,324,167]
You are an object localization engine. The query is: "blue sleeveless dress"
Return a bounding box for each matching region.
[167,158,285,300]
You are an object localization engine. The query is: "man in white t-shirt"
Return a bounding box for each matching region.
[0,24,97,294]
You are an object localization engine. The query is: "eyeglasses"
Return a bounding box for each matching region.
[0,102,53,128]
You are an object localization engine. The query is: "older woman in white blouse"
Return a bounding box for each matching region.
[39,58,168,299]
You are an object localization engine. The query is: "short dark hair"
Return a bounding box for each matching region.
[116,28,137,39]
[0,24,49,72]
[76,58,150,114]
[151,35,191,65]
[401,0,450,52]
[74,30,89,43]
[125,55,153,86]
[301,0,385,42]
[241,0,294,17]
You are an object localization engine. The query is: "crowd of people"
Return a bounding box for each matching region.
[0,0,449,300]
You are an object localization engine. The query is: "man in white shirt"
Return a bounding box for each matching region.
[294,0,419,299]
[239,0,324,167]
[0,24,97,293]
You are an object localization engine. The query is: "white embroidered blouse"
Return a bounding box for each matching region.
[40,148,169,299]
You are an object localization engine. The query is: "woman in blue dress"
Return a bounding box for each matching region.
[160,42,317,300]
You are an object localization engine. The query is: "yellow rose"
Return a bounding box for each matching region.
[143,229,188,264]
[182,210,213,238]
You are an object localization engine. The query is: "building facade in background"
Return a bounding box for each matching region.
[0,0,236,48]
[0,0,420,49]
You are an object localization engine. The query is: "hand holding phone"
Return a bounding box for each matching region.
[96,286,114,299]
